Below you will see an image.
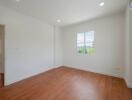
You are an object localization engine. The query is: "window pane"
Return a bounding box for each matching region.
[85,47,94,55]
[77,46,85,54]
[77,33,84,43]
[85,31,94,55]
[77,31,94,55]
[85,31,94,43]
[77,33,84,54]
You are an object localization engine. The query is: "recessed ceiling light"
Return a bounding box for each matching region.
[57,19,61,23]
[16,0,20,2]
[99,2,104,6]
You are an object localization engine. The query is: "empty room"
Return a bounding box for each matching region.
[0,0,132,100]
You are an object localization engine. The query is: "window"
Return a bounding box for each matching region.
[77,31,94,55]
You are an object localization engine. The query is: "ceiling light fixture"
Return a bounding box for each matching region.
[16,0,20,2]
[99,2,104,6]
[57,19,61,23]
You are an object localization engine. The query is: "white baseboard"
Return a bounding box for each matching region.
[5,66,55,86]
[54,65,63,68]
[63,66,123,78]
[62,66,132,88]
[125,80,132,88]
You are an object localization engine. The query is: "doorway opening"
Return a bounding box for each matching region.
[0,25,5,88]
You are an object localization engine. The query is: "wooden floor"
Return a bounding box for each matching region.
[0,67,131,100]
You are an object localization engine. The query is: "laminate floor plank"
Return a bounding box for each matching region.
[0,67,131,100]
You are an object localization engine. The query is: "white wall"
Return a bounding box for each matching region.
[0,5,62,85]
[130,10,132,87]
[62,13,125,78]
[125,7,132,88]
[54,26,63,67]
[0,26,4,73]
[125,7,130,87]
[0,38,2,73]
[130,10,132,88]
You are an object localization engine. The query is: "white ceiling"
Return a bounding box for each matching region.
[0,0,128,27]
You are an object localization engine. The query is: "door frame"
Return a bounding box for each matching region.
[0,24,5,86]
